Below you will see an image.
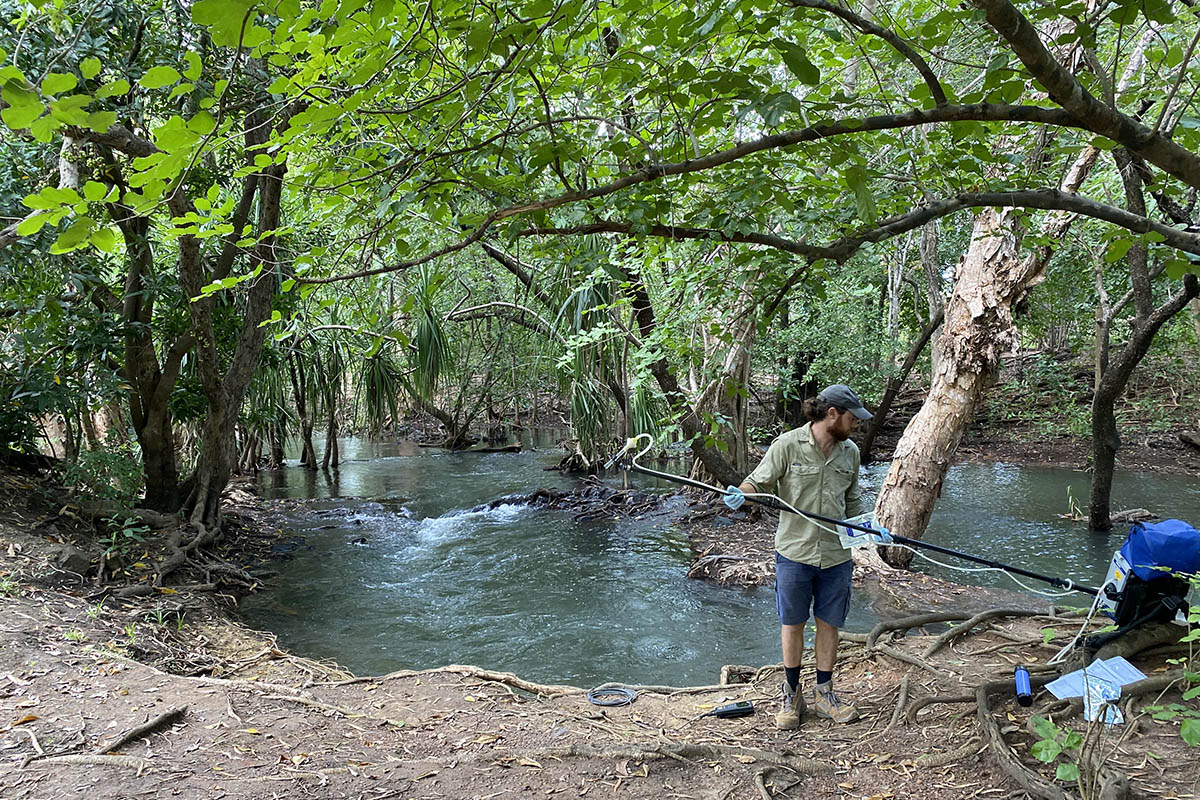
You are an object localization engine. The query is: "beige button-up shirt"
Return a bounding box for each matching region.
[743,422,865,568]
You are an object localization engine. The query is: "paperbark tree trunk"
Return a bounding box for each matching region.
[875,208,1023,565]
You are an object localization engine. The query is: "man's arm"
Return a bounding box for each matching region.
[843,453,865,519]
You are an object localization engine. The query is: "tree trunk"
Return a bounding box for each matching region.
[875,208,1022,566]
[288,350,317,469]
[187,393,237,539]
[921,220,945,378]
[176,106,288,534]
[137,402,181,512]
[624,266,741,487]
[321,400,339,470]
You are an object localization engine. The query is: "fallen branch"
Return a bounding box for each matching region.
[549,741,831,774]
[96,705,187,754]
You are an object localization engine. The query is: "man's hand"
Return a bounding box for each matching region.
[723,486,746,510]
[869,527,893,544]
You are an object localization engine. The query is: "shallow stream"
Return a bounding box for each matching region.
[238,436,1200,687]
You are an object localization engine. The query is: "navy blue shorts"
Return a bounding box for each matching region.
[774,552,853,628]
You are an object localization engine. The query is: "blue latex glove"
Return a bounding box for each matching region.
[869,527,894,544]
[723,486,745,510]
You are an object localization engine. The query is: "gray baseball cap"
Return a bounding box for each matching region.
[819,384,873,420]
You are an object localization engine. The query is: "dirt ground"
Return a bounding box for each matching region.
[2,453,1199,800]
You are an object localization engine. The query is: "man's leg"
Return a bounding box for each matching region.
[781,623,804,686]
[774,553,813,729]
[811,561,859,723]
[812,617,839,672]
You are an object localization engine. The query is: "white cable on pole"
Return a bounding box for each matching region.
[621,434,1086,601]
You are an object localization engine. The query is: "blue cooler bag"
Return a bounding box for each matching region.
[1119,519,1200,581]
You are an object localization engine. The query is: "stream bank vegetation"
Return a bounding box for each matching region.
[3,0,1200,795]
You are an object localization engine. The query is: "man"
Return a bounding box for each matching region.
[724,384,871,728]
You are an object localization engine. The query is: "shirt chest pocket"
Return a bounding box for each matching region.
[826,464,855,498]
[781,463,821,497]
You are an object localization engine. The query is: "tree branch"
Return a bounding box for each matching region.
[971,0,1200,189]
[786,0,948,106]
[521,190,1200,265]
[299,103,1085,285]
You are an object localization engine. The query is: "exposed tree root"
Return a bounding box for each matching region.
[906,693,976,724]
[866,611,970,650]
[976,677,1068,800]
[25,754,153,771]
[873,643,950,677]
[261,694,406,728]
[549,741,831,774]
[922,608,1046,658]
[327,664,584,697]
[914,737,981,768]
[885,674,911,733]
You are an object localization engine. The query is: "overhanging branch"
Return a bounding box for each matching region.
[786,0,948,106]
[299,103,1084,285]
[971,0,1200,189]
[522,190,1200,262]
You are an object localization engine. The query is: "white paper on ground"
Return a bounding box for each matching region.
[1044,657,1148,701]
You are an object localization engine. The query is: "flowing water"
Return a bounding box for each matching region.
[239,436,1200,687]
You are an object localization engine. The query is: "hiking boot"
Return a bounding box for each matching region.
[813,683,859,723]
[775,681,806,730]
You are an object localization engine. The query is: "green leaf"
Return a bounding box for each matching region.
[1031,739,1062,763]
[1105,238,1133,263]
[86,110,116,131]
[1,83,43,130]
[772,39,821,85]
[188,110,216,135]
[1032,716,1059,741]
[42,72,78,95]
[183,51,202,80]
[82,181,109,201]
[80,57,102,79]
[844,165,877,224]
[1164,257,1197,280]
[49,94,91,125]
[97,79,131,98]
[90,226,120,253]
[15,212,51,236]
[1182,718,1200,746]
[139,66,181,89]
[1056,763,1080,782]
[49,217,96,254]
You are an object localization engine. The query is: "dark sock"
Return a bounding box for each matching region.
[815,669,833,686]
[784,665,801,689]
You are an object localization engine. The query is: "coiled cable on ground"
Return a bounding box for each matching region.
[586,686,638,706]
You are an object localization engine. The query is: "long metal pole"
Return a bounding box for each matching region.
[627,462,1099,596]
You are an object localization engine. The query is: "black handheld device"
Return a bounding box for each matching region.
[704,700,755,718]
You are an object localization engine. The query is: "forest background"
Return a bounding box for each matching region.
[2,0,1200,564]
